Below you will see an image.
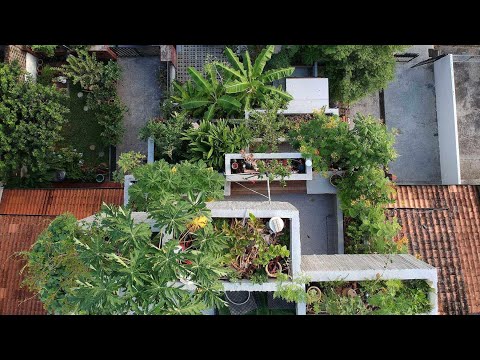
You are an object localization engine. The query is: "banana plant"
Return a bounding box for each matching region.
[171,63,241,120]
[217,45,295,110]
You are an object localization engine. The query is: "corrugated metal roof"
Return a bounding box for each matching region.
[0,188,123,219]
[389,185,480,315]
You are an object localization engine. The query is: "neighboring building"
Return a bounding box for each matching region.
[391,185,480,314]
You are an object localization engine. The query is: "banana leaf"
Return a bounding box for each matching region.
[187,67,212,93]
[181,98,210,109]
[261,67,295,83]
[217,95,241,110]
[252,45,274,78]
[224,81,250,94]
[224,47,246,75]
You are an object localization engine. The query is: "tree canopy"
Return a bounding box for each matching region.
[268,45,407,105]
[0,61,69,183]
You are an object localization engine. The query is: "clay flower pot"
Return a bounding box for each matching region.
[307,286,322,301]
[265,261,282,278]
[341,287,357,298]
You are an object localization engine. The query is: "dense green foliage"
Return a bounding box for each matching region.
[0,62,70,184]
[182,120,252,170]
[128,160,225,212]
[172,62,242,121]
[21,214,89,313]
[139,112,190,163]
[247,96,290,153]
[22,204,229,315]
[56,50,126,145]
[113,151,146,183]
[30,45,57,57]
[307,280,432,315]
[290,111,401,253]
[215,213,290,281]
[268,45,407,104]
[218,45,294,110]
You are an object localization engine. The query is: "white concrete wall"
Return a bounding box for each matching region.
[147,137,154,164]
[25,52,38,81]
[434,55,461,184]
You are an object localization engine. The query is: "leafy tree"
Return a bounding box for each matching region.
[218,45,294,110]
[182,119,252,170]
[57,50,126,145]
[290,110,402,254]
[0,62,69,183]
[22,204,229,315]
[269,45,407,104]
[128,160,225,212]
[21,214,89,314]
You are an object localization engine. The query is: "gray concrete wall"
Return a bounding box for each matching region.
[116,57,162,161]
[453,61,480,184]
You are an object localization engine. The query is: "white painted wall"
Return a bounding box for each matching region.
[434,55,461,184]
[25,52,38,81]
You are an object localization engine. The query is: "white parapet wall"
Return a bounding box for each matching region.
[301,254,438,315]
[225,152,312,183]
[434,54,461,185]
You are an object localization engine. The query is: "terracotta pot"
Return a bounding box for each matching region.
[265,261,282,278]
[341,287,357,298]
[307,286,322,301]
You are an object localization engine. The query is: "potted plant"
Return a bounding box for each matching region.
[265,259,282,278]
[329,171,343,187]
[307,285,322,301]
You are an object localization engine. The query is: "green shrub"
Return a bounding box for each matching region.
[139,113,190,163]
[182,119,252,170]
[291,110,402,254]
[113,151,146,183]
[30,45,57,57]
[21,214,88,314]
[128,160,225,211]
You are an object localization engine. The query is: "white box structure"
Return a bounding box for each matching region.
[284,78,339,115]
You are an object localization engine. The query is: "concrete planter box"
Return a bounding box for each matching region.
[225,152,313,183]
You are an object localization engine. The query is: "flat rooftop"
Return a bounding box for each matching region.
[224,193,339,255]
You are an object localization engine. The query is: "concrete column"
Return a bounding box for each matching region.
[147,137,155,164]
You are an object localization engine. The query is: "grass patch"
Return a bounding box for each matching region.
[60,84,109,168]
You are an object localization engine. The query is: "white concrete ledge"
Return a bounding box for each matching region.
[225,152,313,182]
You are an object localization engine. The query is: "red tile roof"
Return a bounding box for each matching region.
[389,185,480,315]
[0,187,123,315]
